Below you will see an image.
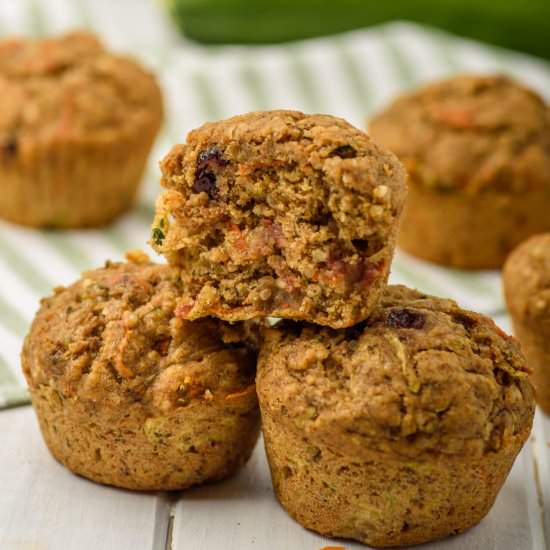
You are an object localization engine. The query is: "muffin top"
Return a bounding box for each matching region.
[22,252,257,415]
[161,110,406,216]
[504,233,550,320]
[258,285,534,459]
[0,31,162,154]
[369,74,550,193]
[157,109,406,255]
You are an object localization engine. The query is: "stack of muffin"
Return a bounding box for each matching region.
[17,34,540,549]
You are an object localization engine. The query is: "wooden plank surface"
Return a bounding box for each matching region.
[0,404,548,549]
[172,437,545,550]
[0,407,168,550]
[172,438,366,550]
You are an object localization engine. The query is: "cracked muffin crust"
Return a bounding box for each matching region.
[22,252,260,490]
[257,285,534,547]
[0,31,163,227]
[504,233,550,414]
[152,110,407,328]
[370,74,550,269]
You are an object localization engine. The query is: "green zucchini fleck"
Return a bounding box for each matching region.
[152,227,165,245]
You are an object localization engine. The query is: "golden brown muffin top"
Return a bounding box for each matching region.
[369,74,550,194]
[504,233,550,320]
[258,285,534,459]
[0,31,162,154]
[22,252,257,415]
[161,110,406,222]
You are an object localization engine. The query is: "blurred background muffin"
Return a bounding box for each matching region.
[22,253,260,490]
[257,285,534,547]
[0,31,163,228]
[504,233,550,414]
[370,74,550,270]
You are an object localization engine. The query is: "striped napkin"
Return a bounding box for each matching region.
[1,0,549,408]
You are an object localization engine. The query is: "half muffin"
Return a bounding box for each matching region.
[152,110,407,328]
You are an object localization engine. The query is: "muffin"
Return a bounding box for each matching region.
[21,252,260,491]
[504,233,550,413]
[257,285,534,548]
[369,74,550,269]
[151,110,407,329]
[0,31,163,227]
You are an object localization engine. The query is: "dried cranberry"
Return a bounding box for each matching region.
[197,147,228,168]
[452,312,477,331]
[330,144,356,158]
[2,136,17,158]
[193,146,229,199]
[387,308,425,330]
[193,172,217,198]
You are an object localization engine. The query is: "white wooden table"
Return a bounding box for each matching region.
[0,402,548,550]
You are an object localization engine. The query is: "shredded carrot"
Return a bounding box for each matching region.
[225,384,256,401]
[238,159,285,176]
[435,107,474,129]
[175,302,194,317]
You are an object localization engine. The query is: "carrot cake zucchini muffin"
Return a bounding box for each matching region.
[152,110,407,328]
[504,234,550,414]
[369,74,550,269]
[257,285,534,547]
[22,252,260,491]
[0,31,163,227]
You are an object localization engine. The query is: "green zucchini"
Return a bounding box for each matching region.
[166,0,550,60]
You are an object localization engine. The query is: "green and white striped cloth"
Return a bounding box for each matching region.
[1,0,549,408]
